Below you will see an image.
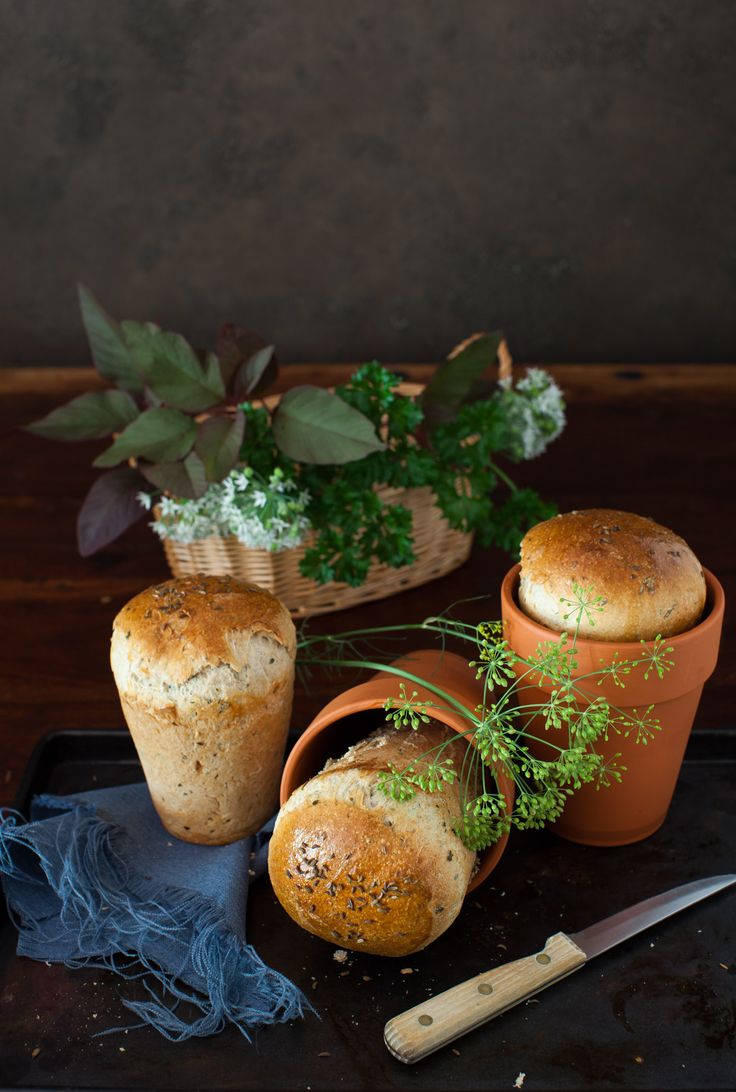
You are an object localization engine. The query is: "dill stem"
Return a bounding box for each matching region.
[299,658,478,719]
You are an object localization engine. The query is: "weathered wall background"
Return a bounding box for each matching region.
[0,0,734,366]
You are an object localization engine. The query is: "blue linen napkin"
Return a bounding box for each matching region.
[0,783,310,1041]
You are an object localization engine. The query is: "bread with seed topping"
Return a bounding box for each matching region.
[519,509,706,641]
[110,574,296,844]
[268,721,476,957]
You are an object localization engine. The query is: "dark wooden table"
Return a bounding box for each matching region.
[2,363,736,1091]
[1,363,734,805]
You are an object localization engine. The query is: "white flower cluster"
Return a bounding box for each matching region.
[142,467,312,551]
[500,368,566,460]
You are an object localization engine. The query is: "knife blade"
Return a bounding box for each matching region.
[384,873,736,1064]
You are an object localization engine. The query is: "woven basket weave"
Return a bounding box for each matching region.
[159,343,513,617]
[161,482,471,618]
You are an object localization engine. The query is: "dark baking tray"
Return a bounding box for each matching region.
[1,729,734,1092]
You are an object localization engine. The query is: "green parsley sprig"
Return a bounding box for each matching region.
[239,358,564,585]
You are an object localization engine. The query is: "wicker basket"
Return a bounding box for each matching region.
[160,482,471,617]
[159,343,513,617]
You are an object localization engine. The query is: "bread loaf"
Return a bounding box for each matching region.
[268,720,477,957]
[110,575,296,845]
[519,509,706,641]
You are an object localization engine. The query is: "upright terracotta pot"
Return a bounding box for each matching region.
[280,649,514,892]
[501,564,725,846]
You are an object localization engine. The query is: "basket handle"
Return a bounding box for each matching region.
[447,333,513,383]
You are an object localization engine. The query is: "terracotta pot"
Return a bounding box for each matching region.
[280,649,514,891]
[500,564,725,846]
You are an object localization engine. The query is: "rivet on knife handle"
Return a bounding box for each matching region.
[384,932,586,1065]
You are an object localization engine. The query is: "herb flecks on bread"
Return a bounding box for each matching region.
[268,722,476,957]
[111,575,296,845]
[519,509,706,641]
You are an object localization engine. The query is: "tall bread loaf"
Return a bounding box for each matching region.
[519,509,706,641]
[111,575,296,845]
[268,720,477,957]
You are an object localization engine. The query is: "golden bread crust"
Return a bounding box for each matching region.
[519,509,706,641]
[269,722,477,957]
[110,575,296,843]
[111,574,296,685]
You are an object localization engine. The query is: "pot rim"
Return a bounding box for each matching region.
[280,649,514,892]
[282,650,512,799]
[501,564,724,651]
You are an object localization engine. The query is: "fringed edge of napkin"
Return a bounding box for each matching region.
[0,796,313,1041]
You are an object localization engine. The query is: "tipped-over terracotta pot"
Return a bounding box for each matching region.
[501,564,724,846]
[280,649,514,892]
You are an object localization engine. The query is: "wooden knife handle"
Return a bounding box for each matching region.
[384,932,587,1065]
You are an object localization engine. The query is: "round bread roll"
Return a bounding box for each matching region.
[110,575,296,845]
[519,509,706,641]
[268,720,477,957]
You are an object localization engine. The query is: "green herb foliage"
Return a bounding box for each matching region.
[240,361,560,585]
[297,586,675,850]
[25,289,386,556]
[27,289,564,571]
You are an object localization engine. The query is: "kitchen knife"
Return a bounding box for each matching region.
[384,873,736,1064]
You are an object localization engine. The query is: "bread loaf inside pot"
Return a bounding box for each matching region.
[269,718,477,957]
[519,508,706,641]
